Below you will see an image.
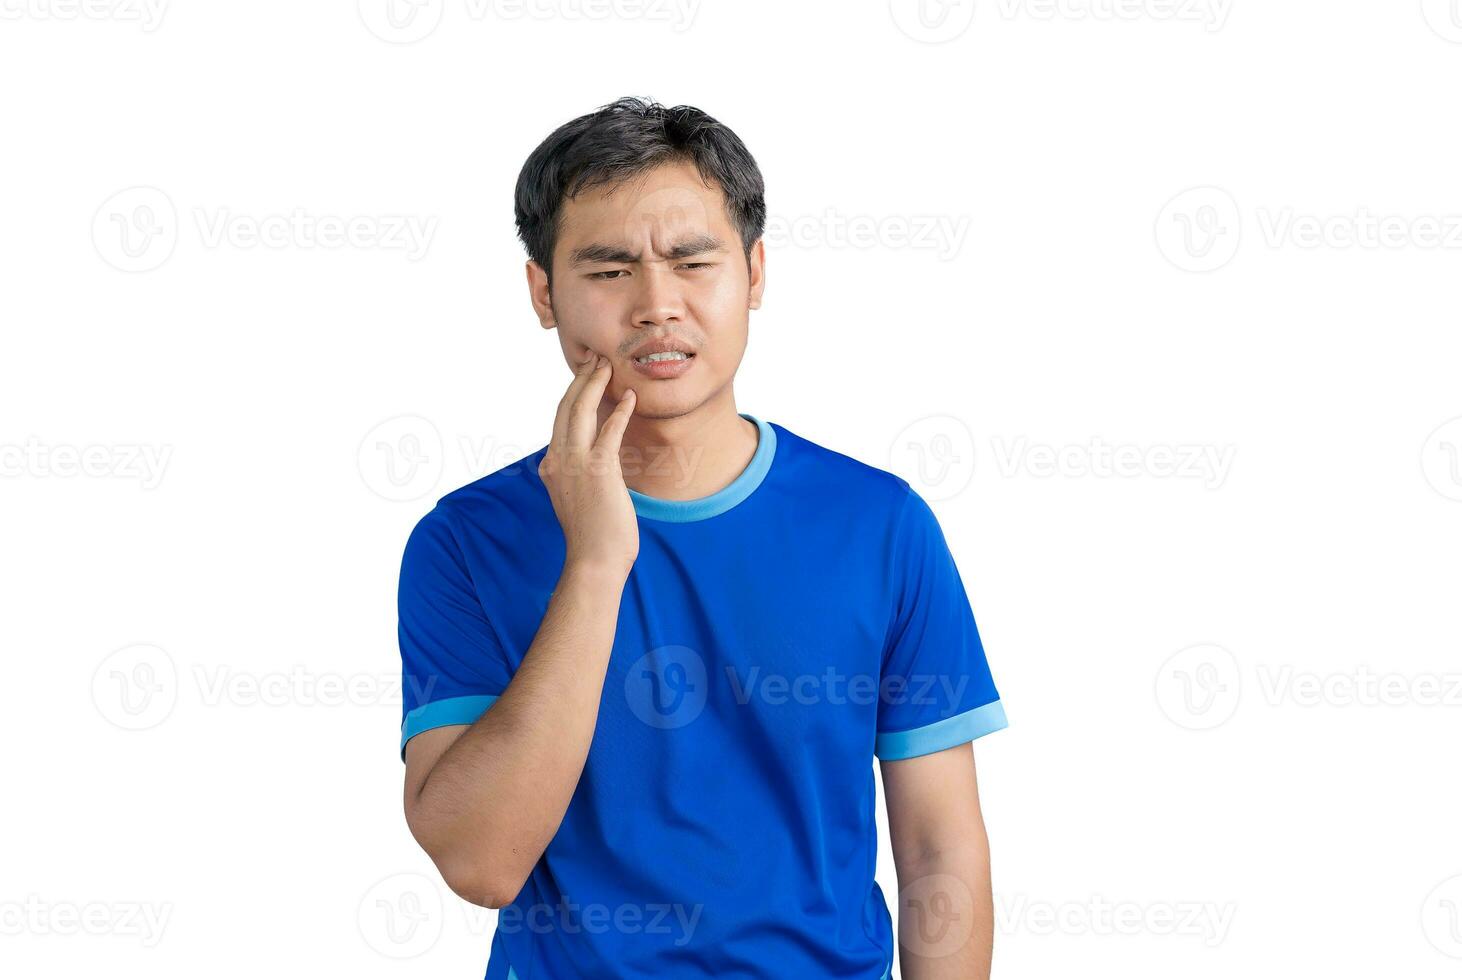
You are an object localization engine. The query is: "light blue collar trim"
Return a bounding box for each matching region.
[627,413,775,523]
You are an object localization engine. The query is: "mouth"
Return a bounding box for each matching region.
[627,337,698,379]
[632,350,695,365]
[628,345,698,380]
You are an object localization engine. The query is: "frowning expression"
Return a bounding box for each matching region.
[529,160,766,420]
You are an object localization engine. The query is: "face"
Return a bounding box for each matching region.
[527,160,766,421]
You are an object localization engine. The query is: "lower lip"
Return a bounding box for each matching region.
[630,354,696,379]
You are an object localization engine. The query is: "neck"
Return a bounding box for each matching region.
[600,387,759,501]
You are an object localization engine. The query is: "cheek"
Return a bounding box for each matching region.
[556,287,623,346]
[694,328,747,380]
[683,275,750,336]
[705,266,750,309]
[703,275,750,332]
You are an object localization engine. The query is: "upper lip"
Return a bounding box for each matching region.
[629,338,697,360]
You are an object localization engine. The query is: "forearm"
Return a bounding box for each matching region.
[894,836,994,980]
[409,559,626,904]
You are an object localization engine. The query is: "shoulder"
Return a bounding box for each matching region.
[767,420,920,521]
[406,444,552,550]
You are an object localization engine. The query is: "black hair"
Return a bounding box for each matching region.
[514,96,766,289]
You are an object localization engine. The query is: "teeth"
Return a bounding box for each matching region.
[636,351,689,363]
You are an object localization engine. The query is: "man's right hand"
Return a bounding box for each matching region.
[538,351,639,577]
[403,354,639,907]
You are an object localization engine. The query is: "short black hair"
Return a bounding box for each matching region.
[514,96,766,288]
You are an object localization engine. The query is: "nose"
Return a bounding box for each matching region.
[631,263,686,330]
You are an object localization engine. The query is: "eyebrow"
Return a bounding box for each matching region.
[569,234,728,267]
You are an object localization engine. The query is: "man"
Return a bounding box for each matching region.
[397,96,1007,979]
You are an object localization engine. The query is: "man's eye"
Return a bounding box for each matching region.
[680,262,713,271]
[589,270,627,281]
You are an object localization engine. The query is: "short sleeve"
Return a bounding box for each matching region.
[397,506,514,759]
[874,486,1007,761]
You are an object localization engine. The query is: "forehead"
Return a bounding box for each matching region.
[556,160,733,255]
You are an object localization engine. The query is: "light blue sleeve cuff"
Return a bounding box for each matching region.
[874,699,1008,761]
[400,694,499,759]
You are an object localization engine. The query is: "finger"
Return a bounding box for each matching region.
[552,351,600,449]
[595,386,636,455]
[568,355,613,448]
[567,356,613,450]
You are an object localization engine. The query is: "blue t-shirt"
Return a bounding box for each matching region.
[398,413,1006,980]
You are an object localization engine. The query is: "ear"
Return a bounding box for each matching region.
[746,238,766,311]
[526,260,556,329]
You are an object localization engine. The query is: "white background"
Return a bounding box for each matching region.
[3,1,1461,977]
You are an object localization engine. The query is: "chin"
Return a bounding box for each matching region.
[626,385,707,421]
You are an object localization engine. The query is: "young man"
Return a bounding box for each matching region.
[397,97,1007,979]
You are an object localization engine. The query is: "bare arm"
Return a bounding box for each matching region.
[402,351,638,908]
[881,743,994,980]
